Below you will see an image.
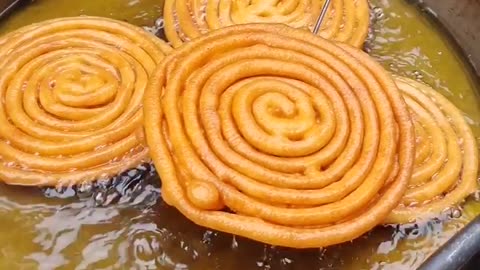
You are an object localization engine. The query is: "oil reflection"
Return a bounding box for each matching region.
[0,175,473,270]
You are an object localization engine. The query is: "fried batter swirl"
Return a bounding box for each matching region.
[144,24,415,248]
[0,16,172,186]
[164,0,370,48]
[386,76,479,224]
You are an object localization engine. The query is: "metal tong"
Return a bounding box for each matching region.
[312,0,332,34]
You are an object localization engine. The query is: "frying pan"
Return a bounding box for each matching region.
[0,0,478,269]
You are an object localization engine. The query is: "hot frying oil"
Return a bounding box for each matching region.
[0,0,479,269]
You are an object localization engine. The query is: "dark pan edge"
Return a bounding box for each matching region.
[411,0,480,79]
[419,0,480,78]
[418,215,480,270]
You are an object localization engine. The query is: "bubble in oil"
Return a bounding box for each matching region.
[373,7,385,20]
[413,70,424,80]
[256,261,271,269]
[133,231,163,266]
[77,181,94,199]
[280,257,293,265]
[174,264,189,270]
[231,235,239,250]
[202,230,216,245]
[473,190,480,202]
[91,177,107,189]
[364,4,379,53]
[318,247,326,260]
[93,191,107,206]
[155,17,164,28]
[377,218,446,265]
[256,245,275,270]
[143,17,167,39]
[443,206,463,219]
[42,185,76,199]
[39,162,158,207]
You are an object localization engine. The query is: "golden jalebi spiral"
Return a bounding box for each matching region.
[144,24,415,248]
[385,76,479,224]
[0,16,172,187]
[164,0,370,48]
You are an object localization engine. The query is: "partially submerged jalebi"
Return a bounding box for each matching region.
[144,24,415,248]
[387,76,479,224]
[0,16,172,186]
[164,0,370,48]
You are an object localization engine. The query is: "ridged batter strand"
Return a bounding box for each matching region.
[144,24,415,248]
[0,16,172,186]
[386,76,479,223]
[164,0,370,48]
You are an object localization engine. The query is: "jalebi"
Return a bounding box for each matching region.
[0,16,172,186]
[164,0,370,48]
[386,76,479,223]
[144,24,414,248]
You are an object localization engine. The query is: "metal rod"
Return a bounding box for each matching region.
[0,0,26,20]
[312,0,332,34]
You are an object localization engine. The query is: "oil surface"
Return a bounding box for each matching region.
[0,0,479,269]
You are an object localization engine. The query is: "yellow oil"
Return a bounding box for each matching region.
[0,0,163,34]
[0,0,479,269]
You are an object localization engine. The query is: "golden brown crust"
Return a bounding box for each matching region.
[386,76,479,223]
[144,24,415,248]
[164,0,370,48]
[0,16,172,186]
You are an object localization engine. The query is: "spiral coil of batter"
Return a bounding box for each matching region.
[387,76,479,224]
[164,0,370,48]
[144,23,415,248]
[0,16,172,186]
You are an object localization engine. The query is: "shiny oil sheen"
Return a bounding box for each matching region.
[0,0,479,269]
